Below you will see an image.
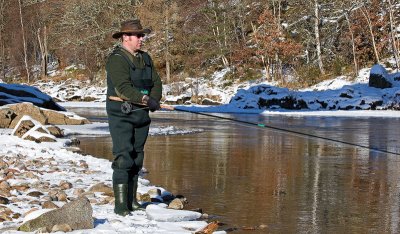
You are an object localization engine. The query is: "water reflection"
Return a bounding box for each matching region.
[72,108,400,233]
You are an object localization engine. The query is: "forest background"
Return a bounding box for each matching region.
[0,0,399,91]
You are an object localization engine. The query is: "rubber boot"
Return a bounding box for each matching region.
[128,176,144,211]
[113,184,131,216]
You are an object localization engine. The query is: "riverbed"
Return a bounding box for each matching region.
[69,107,400,233]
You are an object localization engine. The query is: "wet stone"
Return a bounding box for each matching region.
[168,198,184,210]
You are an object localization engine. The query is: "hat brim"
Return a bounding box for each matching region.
[112,28,151,39]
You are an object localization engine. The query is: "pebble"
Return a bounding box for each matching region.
[0,196,10,205]
[0,181,11,190]
[42,201,59,209]
[168,198,184,210]
[52,224,72,232]
[27,191,44,198]
[59,181,73,190]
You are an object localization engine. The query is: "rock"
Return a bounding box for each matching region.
[46,126,64,138]
[137,193,151,203]
[201,98,221,105]
[23,171,39,179]
[12,184,30,192]
[59,181,73,190]
[147,188,162,197]
[28,200,41,205]
[369,64,393,89]
[27,191,44,198]
[0,159,8,169]
[0,189,11,197]
[168,198,184,210]
[0,103,90,130]
[11,116,56,143]
[18,196,93,232]
[146,204,202,222]
[0,108,16,128]
[57,191,68,202]
[41,201,59,209]
[8,103,48,128]
[51,223,72,232]
[41,109,90,125]
[0,196,10,205]
[73,188,85,196]
[0,181,11,190]
[88,182,113,195]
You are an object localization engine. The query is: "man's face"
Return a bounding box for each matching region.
[122,33,145,52]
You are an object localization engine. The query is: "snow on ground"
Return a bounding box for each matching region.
[0,121,218,234]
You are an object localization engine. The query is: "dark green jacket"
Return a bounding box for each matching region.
[106,47,162,104]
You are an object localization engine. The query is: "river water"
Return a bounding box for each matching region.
[70,107,400,233]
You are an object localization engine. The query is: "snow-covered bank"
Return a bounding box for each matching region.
[0,124,220,234]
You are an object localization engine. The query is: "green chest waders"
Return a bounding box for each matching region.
[106,50,153,214]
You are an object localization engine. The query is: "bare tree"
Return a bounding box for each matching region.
[0,0,6,81]
[344,13,358,76]
[360,4,380,63]
[387,0,399,69]
[314,0,325,75]
[18,0,30,82]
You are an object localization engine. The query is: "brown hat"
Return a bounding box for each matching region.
[112,19,151,39]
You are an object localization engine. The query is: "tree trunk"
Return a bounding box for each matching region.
[361,6,380,64]
[314,0,325,75]
[388,0,399,69]
[37,26,48,79]
[165,0,170,83]
[0,0,5,81]
[345,13,358,76]
[251,22,269,80]
[18,0,30,83]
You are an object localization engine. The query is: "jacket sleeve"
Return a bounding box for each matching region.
[106,54,144,103]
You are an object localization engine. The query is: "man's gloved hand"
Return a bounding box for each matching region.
[146,97,160,112]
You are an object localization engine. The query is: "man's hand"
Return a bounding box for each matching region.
[146,97,160,112]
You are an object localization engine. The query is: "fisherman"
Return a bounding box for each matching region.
[106,19,162,216]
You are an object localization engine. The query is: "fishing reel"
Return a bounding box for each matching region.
[121,101,133,114]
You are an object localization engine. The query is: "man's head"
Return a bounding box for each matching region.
[112,19,151,53]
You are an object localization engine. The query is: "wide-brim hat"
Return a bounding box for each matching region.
[112,19,151,39]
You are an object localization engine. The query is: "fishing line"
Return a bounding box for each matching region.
[170,107,400,156]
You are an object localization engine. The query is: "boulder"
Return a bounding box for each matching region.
[12,116,56,143]
[18,196,93,232]
[8,103,48,128]
[0,109,16,128]
[88,182,113,196]
[41,109,90,125]
[369,64,393,89]
[0,83,65,111]
[0,102,90,128]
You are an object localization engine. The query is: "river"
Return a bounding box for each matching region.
[69,107,400,233]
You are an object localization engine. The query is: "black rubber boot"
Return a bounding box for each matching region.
[113,184,131,216]
[128,176,145,211]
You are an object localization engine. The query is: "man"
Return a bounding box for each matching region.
[106,19,162,216]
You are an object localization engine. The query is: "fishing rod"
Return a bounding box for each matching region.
[108,96,399,156]
[161,104,400,156]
